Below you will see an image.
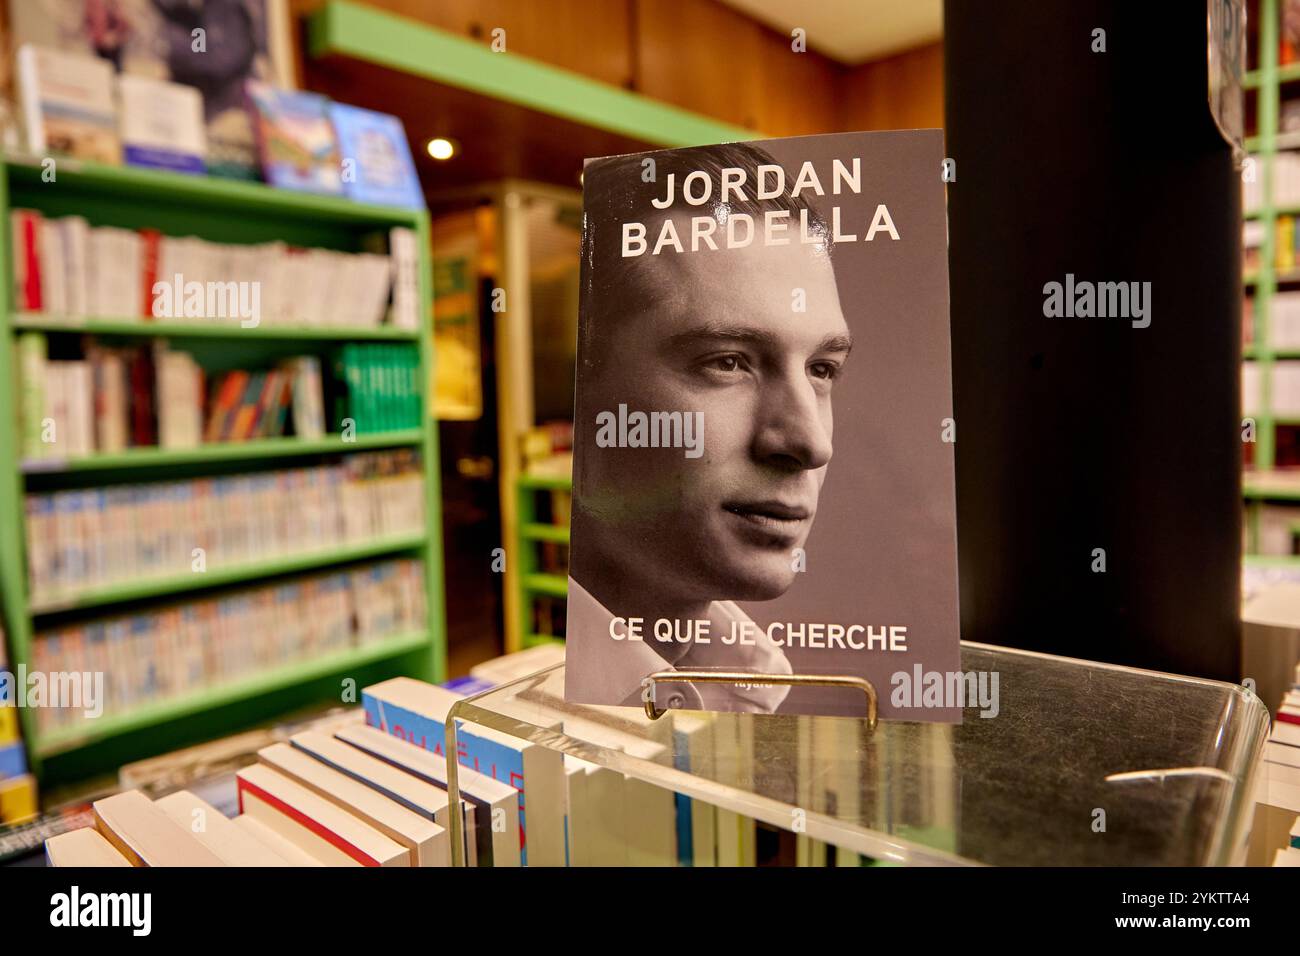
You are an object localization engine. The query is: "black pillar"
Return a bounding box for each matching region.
[944,1,1242,680]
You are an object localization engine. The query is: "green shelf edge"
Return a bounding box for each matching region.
[29,532,428,615]
[31,631,430,757]
[20,429,424,474]
[2,152,423,226]
[522,572,568,597]
[517,473,573,491]
[1243,553,1300,565]
[520,522,570,543]
[11,314,419,341]
[307,0,760,148]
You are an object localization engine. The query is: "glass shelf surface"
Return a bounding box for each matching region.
[446,642,1269,866]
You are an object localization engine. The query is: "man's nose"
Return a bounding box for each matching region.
[751,374,833,470]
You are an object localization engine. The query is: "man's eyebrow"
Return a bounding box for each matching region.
[665,325,854,354]
[817,333,854,355]
[665,325,780,350]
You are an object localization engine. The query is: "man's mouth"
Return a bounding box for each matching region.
[721,500,812,532]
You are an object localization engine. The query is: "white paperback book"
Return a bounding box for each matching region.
[16,44,119,164]
[334,723,521,867]
[117,74,207,175]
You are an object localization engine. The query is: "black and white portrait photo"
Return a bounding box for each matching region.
[566,132,961,720]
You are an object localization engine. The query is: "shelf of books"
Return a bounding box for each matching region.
[1244,0,1300,563]
[0,155,447,785]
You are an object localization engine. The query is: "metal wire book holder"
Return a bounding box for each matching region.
[639,670,879,729]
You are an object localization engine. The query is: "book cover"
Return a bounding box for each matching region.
[565,131,961,720]
[330,103,424,209]
[118,75,207,175]
[246,81,343,195]
[16,44,121,164]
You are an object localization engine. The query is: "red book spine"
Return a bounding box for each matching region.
[129,349,156,447]
[22,213,42,312]
[236,776,380,866]
[140,229,160,319]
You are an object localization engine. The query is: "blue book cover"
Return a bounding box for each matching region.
[0,741,27,779]
[330,103,425,209]
[246,81,343,196]
[362,684,534,864]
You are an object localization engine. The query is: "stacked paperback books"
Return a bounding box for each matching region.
[11,209,420,330]
[25,450,424,607]
[43,649,880,867]
[1261,665,1300,866]
[46,695,512,867]
[0,623,38,826]
[30,559,426,737]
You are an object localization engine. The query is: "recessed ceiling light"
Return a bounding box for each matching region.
[426,137,456,161]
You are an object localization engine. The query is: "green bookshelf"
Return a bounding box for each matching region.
[516,472,572,649]
[0,155,447,784]
[1244,0,1300,558]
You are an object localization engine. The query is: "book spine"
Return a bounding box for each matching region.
[17,332,47,459]
[389,227,419,329]
[140,229,161,320]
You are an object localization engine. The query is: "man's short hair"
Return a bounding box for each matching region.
[578,142,830,376]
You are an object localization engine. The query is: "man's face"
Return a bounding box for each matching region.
[581,222,851,603]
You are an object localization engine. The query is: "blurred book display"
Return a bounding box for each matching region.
[10,211,416,329]
[30,557,426,737]
[25,450,424,607]
[8,0,294,179]
[0,49,442,792]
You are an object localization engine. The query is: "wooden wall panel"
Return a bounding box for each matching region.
[632,0,767,130]
[839,42,945,132]
[753,29,843,137]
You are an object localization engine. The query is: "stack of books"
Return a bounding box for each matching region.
[0,623,38,826]
[1264,666,1300,805]
[11,210,417,330]
[44,647,883,867]
[30,559,427,736]
[25,450,424,606]
[45,690,520,867]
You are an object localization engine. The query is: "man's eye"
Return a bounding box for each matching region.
[809,361,840,380]
[701,354,745,374]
